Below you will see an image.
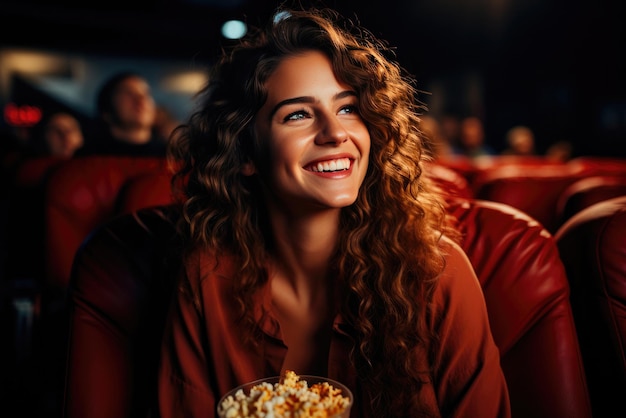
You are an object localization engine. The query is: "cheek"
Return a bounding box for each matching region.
[267,130,302,164]
[359,129,372,158]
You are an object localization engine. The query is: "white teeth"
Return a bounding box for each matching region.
[311,158,351,172]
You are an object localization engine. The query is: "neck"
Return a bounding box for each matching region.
[109,125,152,144]
[268,207,340,291]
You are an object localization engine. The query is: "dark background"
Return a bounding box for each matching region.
[1,0,625,156]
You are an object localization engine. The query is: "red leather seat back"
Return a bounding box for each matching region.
[472,163,582,233]
[555,176,626,228]
[63,206,179,418]
[44,156,170,288]
[568,157,626,177]
[473,155,569,171]
[13,156,66,189]
[5,156,66,281]
[448,198,592,418]
[424,162,473,200]
[118,170,175,215]
[432,155,476,184]
[555,196,626,417]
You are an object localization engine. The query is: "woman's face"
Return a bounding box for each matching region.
[253,50,370,213]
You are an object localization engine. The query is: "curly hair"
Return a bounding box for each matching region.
[167,7,457,417]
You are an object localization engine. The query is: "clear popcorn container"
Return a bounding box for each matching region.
[217,372,353,418]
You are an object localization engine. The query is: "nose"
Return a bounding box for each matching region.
[315,114,349,146]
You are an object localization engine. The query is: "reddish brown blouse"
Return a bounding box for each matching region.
[157,240,511,417]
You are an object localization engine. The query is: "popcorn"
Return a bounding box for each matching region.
[217,371,352,417]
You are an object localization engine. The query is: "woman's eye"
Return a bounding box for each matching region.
[339,105,358,115]
[284,110,309,121]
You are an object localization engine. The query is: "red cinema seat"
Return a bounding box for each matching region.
[44,155,170,289]
[568,157,626,177]
[555,175,626,228]
[4,156,66,281]
[117,170,175,215]
[448,198,591,418]
[63,199,592,418]
[555,196,626,417]
[424,162,473,200]
[471,163,583,233]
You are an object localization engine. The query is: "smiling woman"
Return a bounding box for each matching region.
[249,50,370,210]
[158,6,511,418]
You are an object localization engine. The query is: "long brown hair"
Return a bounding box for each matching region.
[167,7,456,417]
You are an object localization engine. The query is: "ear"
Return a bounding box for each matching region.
[241,161,256,176]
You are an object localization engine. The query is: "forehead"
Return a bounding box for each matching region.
[263,50,348,100]
[268,51,336,84]
[115,76,149,92]
[47,113,78,127]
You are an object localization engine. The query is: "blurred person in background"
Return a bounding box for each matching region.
[501,125,536,156]
[545,140,574,162]
[31,110,85,158]
[419,114,453,160]
[454,116,495,158]
[439,112,462,152]
[78,71,166,156]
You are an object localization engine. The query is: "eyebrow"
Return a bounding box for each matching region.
[268,90,357,119]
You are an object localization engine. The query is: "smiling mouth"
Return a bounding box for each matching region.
[307,157,351,173]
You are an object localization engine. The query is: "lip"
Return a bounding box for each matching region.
[303,155,355,179]
[304,153,355,168]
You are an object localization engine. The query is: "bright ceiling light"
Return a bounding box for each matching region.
[221,20,247,40]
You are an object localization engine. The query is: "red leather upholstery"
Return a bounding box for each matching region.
[473,155,569,171]
[5,156,65,281]
[12,156,66,189]
[63,199,592,418]
[471,163,583,233]
[63,206,179,418]
[448,198,592,418]
[44,156,169,288]
[433,155,476,184]
[555,196,626,417]
[555,175,626,228]
[568,157,626,177]
[435,155,568,189]
[424,162,473,200]
[117,170,174,215]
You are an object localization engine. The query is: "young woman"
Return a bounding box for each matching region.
[158,7,510,418]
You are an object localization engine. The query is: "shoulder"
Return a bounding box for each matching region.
[430,237,487,325]
[439,237,478,288]
[182,249,240,294]
[184,248,237,278]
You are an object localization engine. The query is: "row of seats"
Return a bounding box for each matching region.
[44,156,172,288]
[437,155,626,233]
[7,154,626,290]
[4,155,173,289]
[2,155,174,415]
[4,154,626,417]
[63,199,591,418]
[5,157,467,290]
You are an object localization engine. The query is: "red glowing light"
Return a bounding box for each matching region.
[4,103,42,127]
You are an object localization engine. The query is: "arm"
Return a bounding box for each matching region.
[158,268,216,418]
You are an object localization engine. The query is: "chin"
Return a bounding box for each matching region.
[329,195,359,208]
